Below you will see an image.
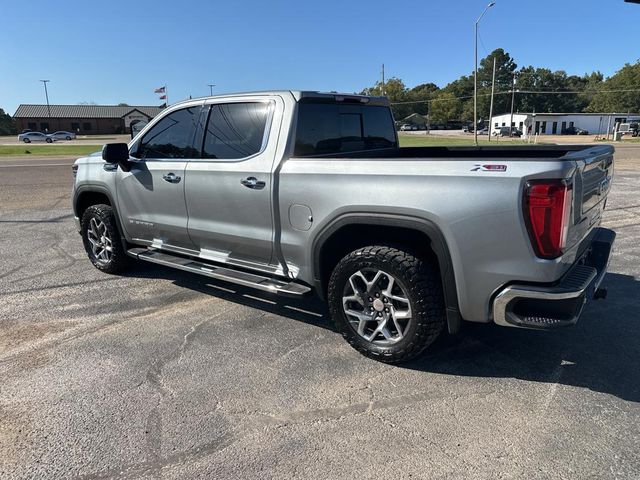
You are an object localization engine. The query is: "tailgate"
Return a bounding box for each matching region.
[565,145,614,251]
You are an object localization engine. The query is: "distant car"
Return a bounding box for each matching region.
[399,124,413,131]
[462,125,474,133]
[477,127,489,135]
[497,127,522,137]
[21,128,32,134]
[564,126,589,135]
[49,131,76,141]
[18,132,55,143]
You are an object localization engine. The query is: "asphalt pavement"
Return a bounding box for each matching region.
[0,150,639,479]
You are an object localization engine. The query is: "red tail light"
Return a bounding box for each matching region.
[524,180,572,259]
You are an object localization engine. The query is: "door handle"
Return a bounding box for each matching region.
[241,176,266,189]
[163,172,181,183]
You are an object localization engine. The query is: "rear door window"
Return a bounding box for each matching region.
[202,102,270,160]
[294,103,397,156]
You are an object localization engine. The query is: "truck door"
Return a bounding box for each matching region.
[184,97,280,269]
[116,105,202,251]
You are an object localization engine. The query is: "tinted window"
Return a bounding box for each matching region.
[138,106,200,159]
[294,103,396,156]
[202,102,270,159]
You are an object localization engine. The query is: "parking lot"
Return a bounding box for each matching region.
[0,147,639,479]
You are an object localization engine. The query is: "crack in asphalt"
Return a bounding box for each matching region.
[73,386,495,480]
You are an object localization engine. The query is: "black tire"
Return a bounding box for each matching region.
[23,138,30,143]
[46,137,52,143]
[81,204,131,274]
[328,245,445,364]
[66,136,71,140]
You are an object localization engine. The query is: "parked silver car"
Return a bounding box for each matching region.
[50,131,76,141]
[18,132,55,143]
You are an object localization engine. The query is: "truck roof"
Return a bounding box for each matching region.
[173,90,390,107]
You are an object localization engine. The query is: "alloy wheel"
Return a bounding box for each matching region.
[342,268,412,345]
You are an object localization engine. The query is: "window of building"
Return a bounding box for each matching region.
[83,122,92,131]
[541,121,547,134]
[552,122,558,134]
[71,122,80,132]
[519,122,524,129]
[501,122,506,127]
[202,102,270,159]
[494,122,498,128]
[27,122,37,130]
[40,122,49,132]
[294,103,396,156]
[561,121,567,133]
[535,121,540,134]
[137,106,200,159]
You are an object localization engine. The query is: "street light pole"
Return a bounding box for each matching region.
[509,72,517,137]
[474,2,495,146]
[40,80,51,120]
[208,84,216,96]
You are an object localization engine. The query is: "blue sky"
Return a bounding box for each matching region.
[1,0,639,114]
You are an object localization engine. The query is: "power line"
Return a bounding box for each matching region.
[389,86,640,105]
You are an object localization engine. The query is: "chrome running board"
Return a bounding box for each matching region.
[127,247,311,296]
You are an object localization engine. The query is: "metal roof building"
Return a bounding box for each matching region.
[13,104,164,135]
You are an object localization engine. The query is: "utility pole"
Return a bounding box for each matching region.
[509,72,517,137]
[381,64,385,96]
[39,80,51,120]
[208,84,216,96]
[474,2,495,146]
[488,56,497,142]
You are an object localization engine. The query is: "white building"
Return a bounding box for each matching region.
[490,112,640,137]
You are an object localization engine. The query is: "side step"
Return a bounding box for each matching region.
[127,248,311,296]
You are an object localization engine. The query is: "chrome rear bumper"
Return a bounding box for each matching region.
[493,227,615,329]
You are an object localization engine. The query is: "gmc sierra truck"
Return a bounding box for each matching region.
[72,91,615,363]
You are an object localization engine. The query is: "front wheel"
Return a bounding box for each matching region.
[81,204,131,274]
[328,245,445,364]
[46,137,52,143]
[23,138,30,143]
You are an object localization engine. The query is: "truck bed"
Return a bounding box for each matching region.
[300,144,610,160]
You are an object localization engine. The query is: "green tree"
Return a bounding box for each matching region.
[0,108,16,135]
[429,91,462,124]
[361,77,412,119]
[587,62,640,112]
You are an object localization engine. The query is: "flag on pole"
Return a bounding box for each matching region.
[159,95,167,100]
[154,86,166,94]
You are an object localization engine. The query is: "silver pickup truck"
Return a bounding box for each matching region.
[72,91,615,363]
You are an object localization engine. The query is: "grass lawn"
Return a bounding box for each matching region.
[0,145,100,157]
[398,134,531,147]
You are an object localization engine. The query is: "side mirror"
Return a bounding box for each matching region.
[102,143,129,164]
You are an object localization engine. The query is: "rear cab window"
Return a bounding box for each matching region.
[294,101,397,156]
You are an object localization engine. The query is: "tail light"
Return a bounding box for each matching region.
[524,180,572,259]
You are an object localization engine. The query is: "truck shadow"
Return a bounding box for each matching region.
[124,265,639,403]
[408,271,640,403]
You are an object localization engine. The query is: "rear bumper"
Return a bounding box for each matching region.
[493,227,615,329]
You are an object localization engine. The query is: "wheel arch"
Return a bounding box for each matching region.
[311,213,462,334]
[73,186,127,245]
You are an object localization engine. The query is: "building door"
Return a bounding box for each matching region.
[535,121,540,134]
[561,121,567,134]
[552,122,558,134]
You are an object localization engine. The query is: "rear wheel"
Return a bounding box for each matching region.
[328,245,445,363]
[45,137,53,143]
[81,204,130,274]
[23,138,30,143]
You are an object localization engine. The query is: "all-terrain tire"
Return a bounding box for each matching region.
[81,204,131,274]
[328,245,445,363]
